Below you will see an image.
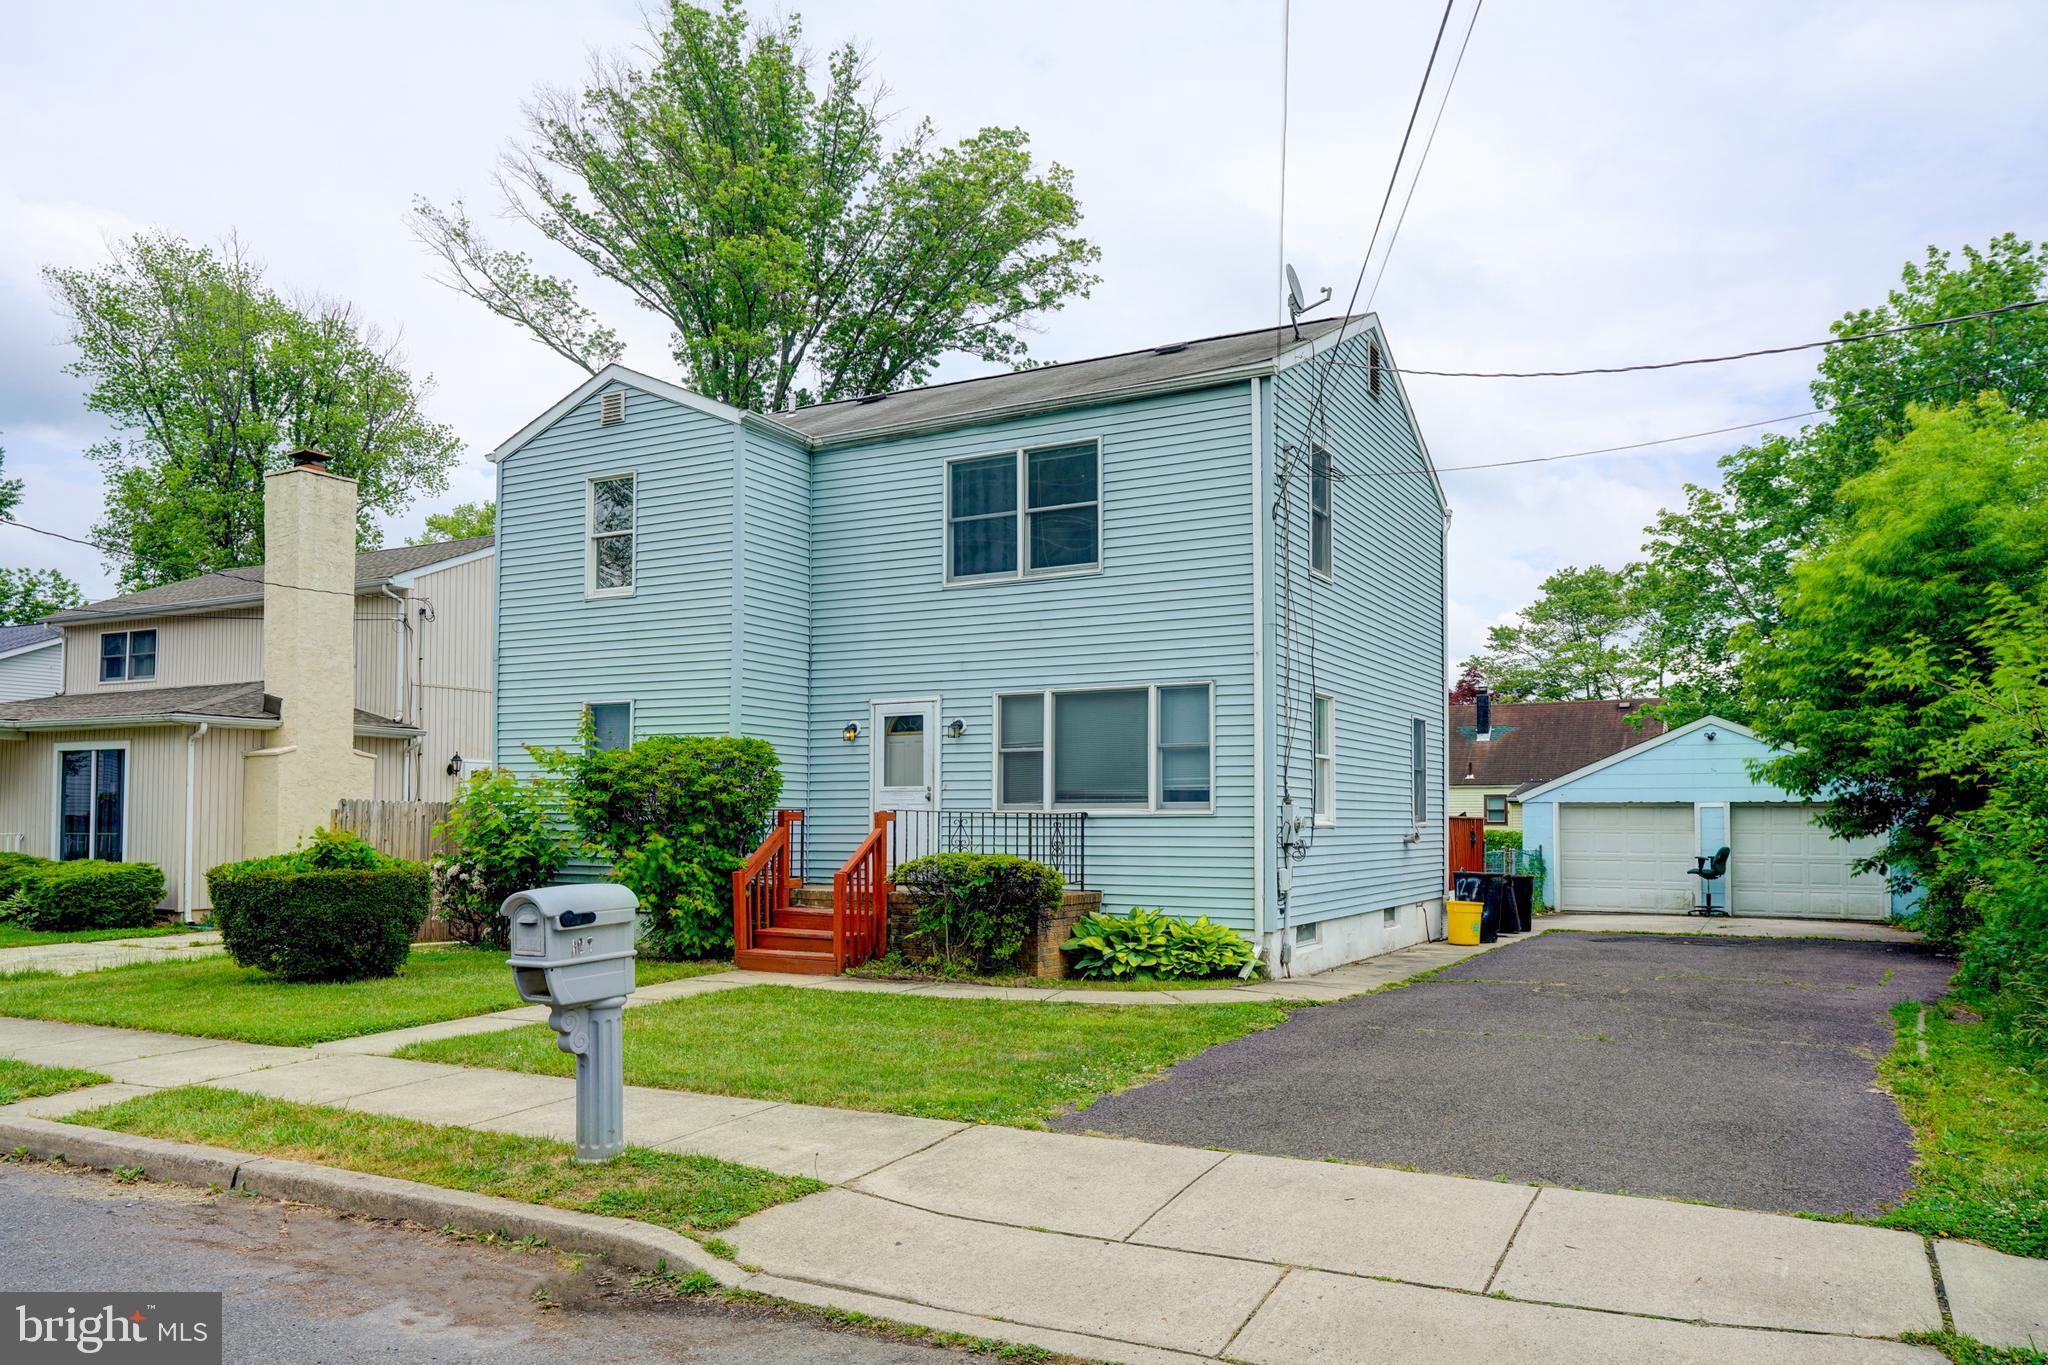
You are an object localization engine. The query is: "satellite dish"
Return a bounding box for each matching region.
[1286,264,1309,318]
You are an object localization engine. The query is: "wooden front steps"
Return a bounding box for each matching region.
[733,811,892,976]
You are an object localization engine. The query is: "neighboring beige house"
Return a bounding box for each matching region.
[0,625,63,704]
[1449,692,1665,832]
[0,454,493,917]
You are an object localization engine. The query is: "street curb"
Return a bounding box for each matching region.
[0,1114,743,1288]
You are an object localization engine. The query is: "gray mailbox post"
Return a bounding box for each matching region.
[501,884,640,1162]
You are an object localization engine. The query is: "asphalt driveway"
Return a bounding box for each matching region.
[1057,930,1953,1215]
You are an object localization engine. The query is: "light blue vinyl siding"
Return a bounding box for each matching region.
[494,380,738,774]
[1268,329,1448,938]
[738,424,812,803]
[807,384,1259,929]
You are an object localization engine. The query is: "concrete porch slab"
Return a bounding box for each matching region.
[851,1125,1224,1240]
[1937,1239,2048,1351]
[95,1042,308,1087]
[1492,1187,1940,1336]
[1230,1268,1940,1365]
[666,1100,964,1184]
[209,1054,464,1106]
[1131,1152,1535,1291]
[726,1187,1282,1355]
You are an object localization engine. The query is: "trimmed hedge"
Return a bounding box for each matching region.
[0,854,165,931]
[208,829,425,982]
[893,853,1065,972]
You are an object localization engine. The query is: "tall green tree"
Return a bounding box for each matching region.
[0,443,86,622]
[44,233,462,591]
[1463,564,1652,701]
[406,500,495,545]
[412,0,1100,411]
[1634,235,2048,724]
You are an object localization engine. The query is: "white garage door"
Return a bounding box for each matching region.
[1731,804,1890,920]
[1558,804,1697,913]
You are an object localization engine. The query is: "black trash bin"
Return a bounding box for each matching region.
[1504,875,1535,933]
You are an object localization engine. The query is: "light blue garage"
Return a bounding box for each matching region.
[1518,715,1904,921]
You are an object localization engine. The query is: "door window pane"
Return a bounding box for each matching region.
[586,702,632,752]
[1054,690,1147,806]
[882,714,925,789]
[128,630,156,680]
[59,750,92,860]
[93,749,124,861]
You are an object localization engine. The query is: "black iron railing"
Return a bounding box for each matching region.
[887,809,1087,889]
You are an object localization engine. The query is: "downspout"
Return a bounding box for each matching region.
[1248,376,1271,975]
[182,721,210,924]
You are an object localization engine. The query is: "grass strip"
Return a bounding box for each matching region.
[0,1057,109,1106]
[1872,995,2047,1258]
[66,1085,820,1238]
[846,952,1252,991]
[0,924,200,949]
[401,984,1288,1127]
[1902,1331,2048,1365]
[0,949,725,1047]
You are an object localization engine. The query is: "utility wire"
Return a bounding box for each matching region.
[1380,297,2048,379]
[1364,0,1484,314]
[0,516,367,602]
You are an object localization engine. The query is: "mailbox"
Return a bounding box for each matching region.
[500,884,641,1163]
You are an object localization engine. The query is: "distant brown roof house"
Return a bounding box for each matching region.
[1451,695,1666,796]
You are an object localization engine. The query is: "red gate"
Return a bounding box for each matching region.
[1448,816,1485,886]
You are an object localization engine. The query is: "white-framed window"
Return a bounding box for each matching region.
[586,473,636,597]
[585,701,633,752]
[1485,793,1509,824]
[54,742,127,862]
[1410,717,1430,823]
[994,682,1211,813]
[1310,445,1334,579]
[946,440,1100,583]
[98,629,156,683]
[1313,693,1336,825]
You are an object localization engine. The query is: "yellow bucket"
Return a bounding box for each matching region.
[1446,899,1484,946]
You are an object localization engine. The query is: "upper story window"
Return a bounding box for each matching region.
[99,629,156,683]
[996,683,1211,813]
[946,441,1100,584]
[585,701,633,751]
[587,474,635,597]
[1310,445,1334,579]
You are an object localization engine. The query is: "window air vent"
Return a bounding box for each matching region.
[1367,340,1384,398]
[600,390,626,425]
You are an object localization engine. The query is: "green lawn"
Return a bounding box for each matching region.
[0,1057,108,1106]
[0,924,200,950]
[401,984,1288,1127]
[0,949,726,1048]
[68,1086,818,1241]
[1873,995,2047,1258]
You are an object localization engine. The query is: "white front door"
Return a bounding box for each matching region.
[871,698,938,815]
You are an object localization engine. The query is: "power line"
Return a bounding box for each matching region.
[1379,297,2048,379]
[0,516,366,601]
[1364,0,1484,314]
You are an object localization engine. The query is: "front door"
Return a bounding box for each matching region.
[871,698,938,816]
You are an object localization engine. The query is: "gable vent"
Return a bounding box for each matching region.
[600,390,626,426]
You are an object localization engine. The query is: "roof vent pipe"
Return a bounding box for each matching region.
[1475,688,1491,741]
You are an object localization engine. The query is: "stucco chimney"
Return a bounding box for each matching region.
[241,452,374,857]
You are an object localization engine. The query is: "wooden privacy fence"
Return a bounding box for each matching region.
[330,798,456,941]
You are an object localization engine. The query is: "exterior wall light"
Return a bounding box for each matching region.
[447,752,465,777]
[1704,728,1718,742]
[946,718,966,739]
[842,722,860,743]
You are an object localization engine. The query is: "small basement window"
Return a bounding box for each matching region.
[1293,921,1319,945]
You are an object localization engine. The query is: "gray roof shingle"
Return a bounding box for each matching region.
[0,623,60,655]
[47,536,493,624]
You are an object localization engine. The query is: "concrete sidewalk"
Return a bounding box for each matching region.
[1,1012,2036,1362]
[0,930,224,976]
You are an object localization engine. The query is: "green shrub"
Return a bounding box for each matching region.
[0,859,165,931]
[431,769,575,948]
[0,851,55,900]
[1483,829,1523,852]
[1061,906,1256,980]
[208,830,425,982]
[531,731,783,961]
[893,853,1064,972]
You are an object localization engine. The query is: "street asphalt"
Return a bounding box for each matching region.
[0,1160,950,1364]
[1058,930,1954,1215]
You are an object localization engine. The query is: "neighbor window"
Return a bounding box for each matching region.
[587,474,635,595]
[995,683,1210,812]
[1313,693,1336,824]
[98,630,156,683]
[1485,794,1508,824]
[586,702,632,752]
[947,442,1100,582]
[1310,445,1333,578]
[56,744,125,861]
[1410,717,1429,822]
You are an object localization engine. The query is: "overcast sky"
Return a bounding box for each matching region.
[2,0,2042,664]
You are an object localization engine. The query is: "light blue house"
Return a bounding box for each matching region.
[488,317,1449,972]
[1518,715,1906,921]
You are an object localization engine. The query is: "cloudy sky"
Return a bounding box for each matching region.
[2,0,2042,663]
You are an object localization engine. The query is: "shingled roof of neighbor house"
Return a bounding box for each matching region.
[0,680,418,734]
[0,623,60,655]
[44,536,493,624]
[1450,697,1667,792]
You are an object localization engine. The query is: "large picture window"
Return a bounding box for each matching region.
[98,629,156,683]
[947,442,1100,583]
[56,744,125,862]
[587,474,635,595]
[995,684,1210,812]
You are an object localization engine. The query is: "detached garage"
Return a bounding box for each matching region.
[1519,715,1901,921]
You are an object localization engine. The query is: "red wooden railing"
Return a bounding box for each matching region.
[832,811,893,971]
[732,809,802,964]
